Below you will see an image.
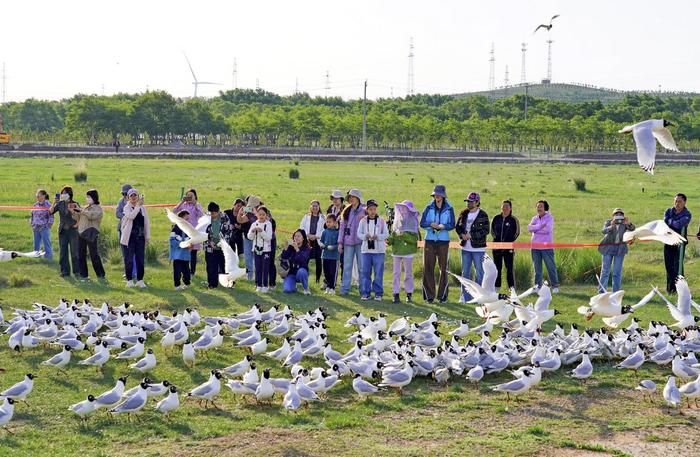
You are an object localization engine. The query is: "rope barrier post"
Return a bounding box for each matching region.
[180,187,184,200]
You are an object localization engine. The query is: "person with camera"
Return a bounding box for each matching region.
[224,198,246,256]
[491,200,520,294]
[281,229,312,294]
[597,208,634,293]
[116,183,137,279]
[120,188,151,288]
[357,199,389,301]
[70,189,105,281]
[420,185,455,304]
[237,194,262,281]
[173,188,204,276]
[455,192,490,302]
[300,199,326,286]
[204,202,233,289]
[387,200,420,304]
[527,200,559,293]
[50,185,81,277]
[338,189,366,295]
[30,188,54,260]
[664,193,692,293]
[247,205,272,292]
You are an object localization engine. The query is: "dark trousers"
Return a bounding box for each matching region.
[310,242,323,282]
[190,249,198,275]
[205,249,225,287]
[664,244,681,293]
[173,259,191,287]
[269,239,277,287]
[78,235,105,278]
[254,252,271,287]
[122,235,145,281]
[493,250,515,288]
[323,258,339,290]
[58,228,80,276]
[422,241,450,302]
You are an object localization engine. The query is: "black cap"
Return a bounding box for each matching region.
[366,199,378,208]
[207,202,220,212]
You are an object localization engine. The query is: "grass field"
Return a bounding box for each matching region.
[1,158,699,457]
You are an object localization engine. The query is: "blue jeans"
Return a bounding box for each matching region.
[340,244,362,294]
[600,253,624,293]
[283,268,309,293]
[243,238,255,280]
[33,228,53,260]
[532,249,559,287]
[461,250,485,300]
[361,253,385,297]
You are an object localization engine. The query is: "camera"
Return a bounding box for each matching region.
[244,206,252,214]
[614,216,624,223]
[367,239,376,250]
[344,227,351,236]
[254,245,264,255]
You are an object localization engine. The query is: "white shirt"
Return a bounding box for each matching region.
[462,210,485,253]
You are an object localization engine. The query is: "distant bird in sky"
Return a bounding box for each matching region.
[534,14,559,34]
[619,119,679,175]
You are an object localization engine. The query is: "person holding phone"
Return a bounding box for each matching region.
[173,188,204,276]
[281,229,312,294]
[71,189,105,281]
[597,208,635,293]
[120,188,150,288]
[30,188,54,260]
[237,194,261,281]
[50,185,80,277]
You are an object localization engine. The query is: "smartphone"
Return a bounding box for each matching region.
[55,193,60,199]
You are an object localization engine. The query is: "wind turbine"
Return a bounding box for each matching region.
[183,52,221,98]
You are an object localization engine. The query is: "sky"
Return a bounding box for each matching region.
[1,0,699,102]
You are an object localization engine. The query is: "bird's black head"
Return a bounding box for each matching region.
[146,348,154,354]
[249,363,257,370]
[137,337,145,344]
[353,373,362,379]
[162,380,170,387]
[23,329,31,336]
[27,373,35,380]
[663,119,675,128]
[120,342,128,349]
[263,368,271,378]
[169,385,178,393]
[87,394,96,402]
[214,371,223,380]
[140,382,150,390]
[118,376,128,384]
[245,354,253,361]
[554,310,561,315]
[622,305,633,314]
[64,345,72,351]
[498,293,509,300]
[6,398,15,405]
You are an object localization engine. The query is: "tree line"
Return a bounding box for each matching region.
[2,89,700,152]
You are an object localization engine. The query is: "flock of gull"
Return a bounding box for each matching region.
[0,218,699,431]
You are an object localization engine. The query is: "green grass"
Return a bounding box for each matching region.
[1,158,699,456]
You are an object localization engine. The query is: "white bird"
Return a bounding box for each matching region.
[222,355,253,377]
[187,370,223,408]
[182,340,195,368]
[78,341,110,370]
[0,398,16,429]
[1,373,35,404]
[255,369,275,402]
[165,209,208,248]
[619,119,678,174]
[570,353,593,381]
[448,319,470,337]
[623,220,686,246]
[218,240,247,287]
[41,345,72,371]
[0,248,44,262]
[115,337,145,360]
[352,373,379,397]
[679,374,700,408]
[94,376,128,409]
[155,385,180,416]
[616,344,646,371]
[663,376,682,413]
[635,379,657,401]
[129,349,157,373]
[492,370,534,401]
[68,395,97,420]
[655,277,699,329]
[379,361,414,394]
[283,380,302,411]
[466,365,484,383]
[109,382,149,415]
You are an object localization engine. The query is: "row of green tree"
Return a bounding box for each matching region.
[2,89,700,151]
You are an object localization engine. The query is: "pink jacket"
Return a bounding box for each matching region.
[120,204,151,246]
[527,211,554,247]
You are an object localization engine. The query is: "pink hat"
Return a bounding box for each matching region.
[398,200,419,213]
[464,192,480,202]
[127,188,138,197]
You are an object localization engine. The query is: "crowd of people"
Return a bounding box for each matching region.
[27,184,698,302]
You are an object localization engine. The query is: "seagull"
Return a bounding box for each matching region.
[352,373,379,397]
[94,376,128,409]
[492,369,534,401]
[635,380,657,402]
[68,395,97,420]
[187,370,223,408]
[182,340,195,368]
[623,220,686,245]
[655,277,700,329]
[115,337,145,360]
[0,398,16,430]
[218,240,247,287]
[222,355,253,377]
[449,319,470,337]
[619,119,678,174]
[0,249,44,262]
[165,209,209,248]
[109,382,149,416]
[0,373,35,404]
[255,368,275,403]
[663,376,682,414]
[283,380,302,411]
[155,385,180,416]
[378,361,414,394]
[129,348,157,373]
[579,288,656,324]
[616,344,646,371]
[466,365,484,384]
[533,14,559,34]
[78,341,110,370]
[679,374,700,408]
[570,353,593,381]
[41,345,72,372]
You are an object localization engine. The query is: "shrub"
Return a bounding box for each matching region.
[573,178,586,192]
[145,243,161,265]
[74,170,87,182]
[97,225,119,259]
[289,168,300,179]
[9,274,33,288]
[514,252,533,288]
[428,176,435,184]
[0,276,8,288]
[556,248,600,284]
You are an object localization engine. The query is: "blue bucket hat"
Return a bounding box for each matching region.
[430,184,447,198]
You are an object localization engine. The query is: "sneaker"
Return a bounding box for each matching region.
[406,293,412,303]
[320,283,327,291]
[552,287,559,294]
[303,289,311,295]
[181,284,189,290]
[261,287,269,293]
[126,280,135,288]
[255,286,261,292]
[175,285,183,291]
[393,294,400,304]
[458,296,466,304]
[327,289,336,295]
[360,295,370,301]
[136,280,147,289]
[374,295,382,302]
[438,299,447,304]
[268,284,276,291]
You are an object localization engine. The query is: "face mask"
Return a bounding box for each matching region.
[86,196,94,205]
[60,193,69,202]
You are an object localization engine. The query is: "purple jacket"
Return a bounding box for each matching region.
[338,204,366,247]
[527,211,554,247]
[30,201,54,230]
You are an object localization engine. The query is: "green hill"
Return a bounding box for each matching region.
[457,82,699,104]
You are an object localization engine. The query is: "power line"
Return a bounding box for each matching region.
[488,43,495,95]
[232,58,238,90]
[520,43,527,84]
[407,37,414,96]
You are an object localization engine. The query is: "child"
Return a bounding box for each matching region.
[387,200,420,303]
[169,210,192,290]
[30,189,54,260]
[247,206,273,292]
[357,199,389,301]
[318,213,340,294]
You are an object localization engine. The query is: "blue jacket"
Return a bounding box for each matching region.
[319,228,340,260]
[420,199,455,242]
[664,207,692,234]
[169,226,191,261]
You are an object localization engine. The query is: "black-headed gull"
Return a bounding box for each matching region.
[619,119,678,175]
